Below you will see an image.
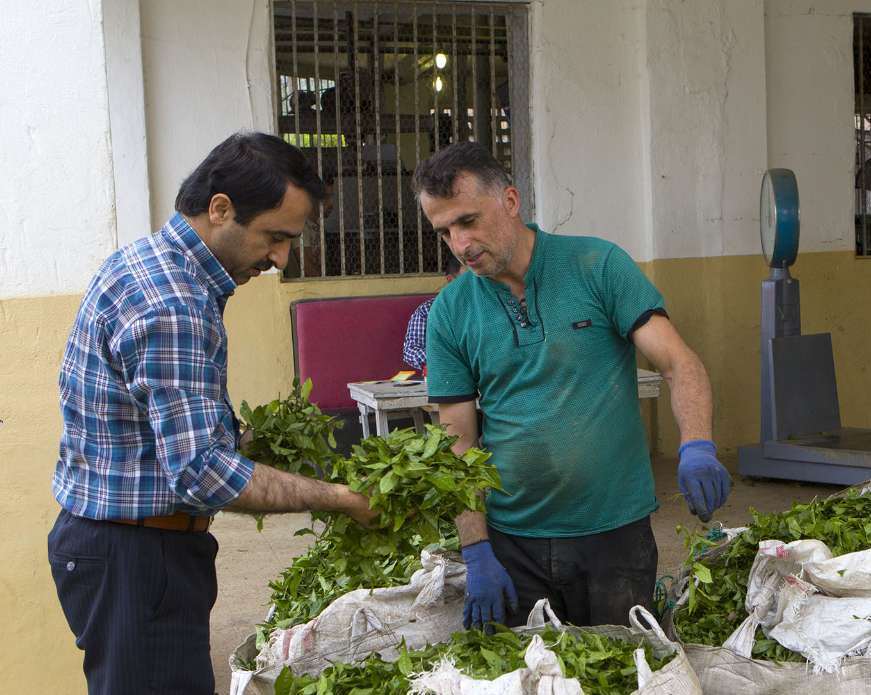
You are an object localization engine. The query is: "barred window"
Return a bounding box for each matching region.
[274,1,531,280]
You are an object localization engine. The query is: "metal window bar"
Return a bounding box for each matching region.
[505,10,514,173]
[374,5,386,274]
[861,16,867,257]
[274,1,523,280]
[394,1,404,275]
[471,9,478,143]
[291,1,305,276]
[432,5,442,271]
[413,3,423,274]
[312,2,327,276]
[451,5,459,144]
[489,8,497,156]
[431,7,439,156]
[333,3,346,276]
[353,2,365,274]
[856,14,871,257]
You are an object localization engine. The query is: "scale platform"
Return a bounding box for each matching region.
[739,429,871,485]
[738,169,871,484]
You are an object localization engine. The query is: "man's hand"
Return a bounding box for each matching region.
[461,540,518,631]
[677,439,731,522]
[334,484,380,528]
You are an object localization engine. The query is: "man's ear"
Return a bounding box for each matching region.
[502,186,521,217]
[208,193,236,226]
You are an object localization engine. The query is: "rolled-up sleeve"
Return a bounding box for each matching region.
[119,306,254,510]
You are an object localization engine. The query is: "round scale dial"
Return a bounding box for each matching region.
[760,169,800,268]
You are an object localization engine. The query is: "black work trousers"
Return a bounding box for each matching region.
[47,509,219,695]
[488,515,658,628]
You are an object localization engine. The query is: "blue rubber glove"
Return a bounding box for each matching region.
[677,439,732,523]
[461,540,518,631]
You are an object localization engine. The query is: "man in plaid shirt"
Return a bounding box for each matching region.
[48,133,376,694]
[402,254,464,371]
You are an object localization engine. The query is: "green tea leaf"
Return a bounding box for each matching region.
[300,378,313,400]
[379,471,398,494]
[693,563,713,584]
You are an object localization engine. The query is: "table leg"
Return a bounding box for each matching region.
[411,409,425,434]
[358,403,371,439]
[374,409,390,437]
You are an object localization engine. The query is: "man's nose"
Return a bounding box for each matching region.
[269,240,292,271]
[447,228,471,255]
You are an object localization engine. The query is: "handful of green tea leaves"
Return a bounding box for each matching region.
[263,425,500,638]
[673,489,871,661]
[274,625,674,695]
[330,425,500,539]
[239,378,341,479]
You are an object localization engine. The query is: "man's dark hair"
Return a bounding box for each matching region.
[412,141,511,199]
[444,253,462,276]
[175,132,326,225]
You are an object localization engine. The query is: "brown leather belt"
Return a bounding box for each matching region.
[112,511,212,533]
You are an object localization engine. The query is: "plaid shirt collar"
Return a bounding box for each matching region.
[163,212,237,302]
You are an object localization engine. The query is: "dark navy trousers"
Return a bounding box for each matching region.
[488,515,658,628]
[48,509,219,694]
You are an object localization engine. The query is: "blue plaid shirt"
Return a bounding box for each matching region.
[402,297,435,370]
[53,213,255,520]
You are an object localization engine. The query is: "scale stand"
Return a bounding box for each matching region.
[738,169,871,484]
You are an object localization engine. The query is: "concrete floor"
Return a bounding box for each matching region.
[208,453,840,694]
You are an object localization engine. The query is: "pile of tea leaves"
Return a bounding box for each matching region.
[673,489,871,661]
[274,624,674,695]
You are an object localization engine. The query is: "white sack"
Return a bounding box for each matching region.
[410,601,701,695]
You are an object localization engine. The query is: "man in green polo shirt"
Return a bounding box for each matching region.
[414,142,731,630]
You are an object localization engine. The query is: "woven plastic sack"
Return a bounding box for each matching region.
[667,481,871,694]
[718,539,871,672]
[683,646,871,695]
[229,549,466,695]
[409,600,701,695]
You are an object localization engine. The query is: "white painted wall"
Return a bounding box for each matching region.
[529,0,768,262]
[0,0,117,299]
[765,0,857,252]
[646,0,768,259]
[529,0,652,261]
[140,0,274,227]
[103,0,152,248]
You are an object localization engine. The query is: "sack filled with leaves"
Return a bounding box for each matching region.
[273,621,682,695]
[671,486,871,662]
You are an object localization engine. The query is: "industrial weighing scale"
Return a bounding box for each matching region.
[737,169,871,484]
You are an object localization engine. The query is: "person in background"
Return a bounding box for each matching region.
[402,254,465,371]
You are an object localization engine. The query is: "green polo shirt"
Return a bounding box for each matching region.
[426,225,664,537]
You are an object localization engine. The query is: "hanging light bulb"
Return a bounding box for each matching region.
[435,53,448,69]
[434,76,444,92]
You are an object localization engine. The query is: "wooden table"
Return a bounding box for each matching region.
[348,368,663,438]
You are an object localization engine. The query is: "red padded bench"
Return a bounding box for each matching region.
[290,294,434,413]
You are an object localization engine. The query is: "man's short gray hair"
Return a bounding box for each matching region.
[412,141,511,200]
